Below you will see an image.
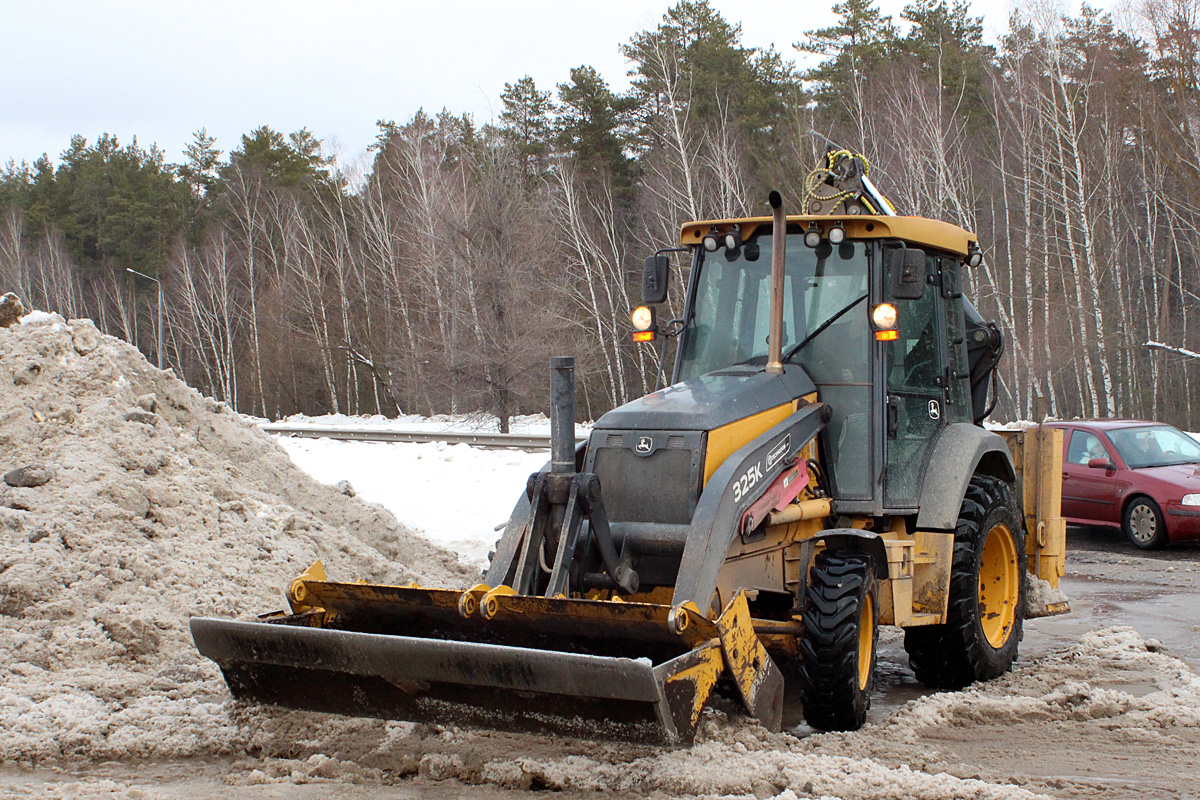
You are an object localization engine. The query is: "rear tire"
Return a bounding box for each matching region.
[904,475,1025,690]
[1123,496,1168,550]
[798,550,878,731]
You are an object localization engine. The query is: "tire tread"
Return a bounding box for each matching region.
[904,475,1025,690]
[798,551,877,731]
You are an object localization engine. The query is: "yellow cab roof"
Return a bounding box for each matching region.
[680,215,978,258]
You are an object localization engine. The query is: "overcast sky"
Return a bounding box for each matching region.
[3,0,1109,175]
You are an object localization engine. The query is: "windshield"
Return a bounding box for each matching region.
[678,235,869,382]
[1108,425,1200,468]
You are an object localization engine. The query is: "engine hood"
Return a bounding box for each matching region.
[595,364,817,432]
[1134,462,1200,492]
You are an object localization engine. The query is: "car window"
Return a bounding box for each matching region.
[1108,425,1200,468]
[1067,430,1107,465]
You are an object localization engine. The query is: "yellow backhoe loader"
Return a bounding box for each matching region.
[192,151,1068,742]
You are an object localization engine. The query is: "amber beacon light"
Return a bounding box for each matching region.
[631,305,656,342]
[872,303,899,341]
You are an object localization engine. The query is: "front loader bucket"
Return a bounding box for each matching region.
[192,617,723,743]
[191,577,782,744]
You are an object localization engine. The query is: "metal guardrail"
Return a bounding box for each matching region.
[260,424,586,450]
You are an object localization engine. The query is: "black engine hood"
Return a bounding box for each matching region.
[595,364,817,432]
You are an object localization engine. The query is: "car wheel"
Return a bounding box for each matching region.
[1123,497,1168,549]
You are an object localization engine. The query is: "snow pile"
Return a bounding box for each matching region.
[800,626,1200,795]
[221,712,1054,799]
[1024,573,1070,617]
[0,313,470,763]
[863,628,1200,737]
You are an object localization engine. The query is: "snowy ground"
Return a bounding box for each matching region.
[270,413,582,570]
[275,437,545,570]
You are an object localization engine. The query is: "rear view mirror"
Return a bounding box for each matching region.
[888,247,926,300]
[1087,457,1113,470]
[642,254,670,304]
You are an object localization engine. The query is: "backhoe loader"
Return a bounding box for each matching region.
[191,151,1068,742]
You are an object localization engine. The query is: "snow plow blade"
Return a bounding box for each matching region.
[191,574,783,744]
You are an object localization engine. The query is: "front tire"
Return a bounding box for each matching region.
[798,550,878,731]
[904,475,1025,690]
[1123,496,1168,550]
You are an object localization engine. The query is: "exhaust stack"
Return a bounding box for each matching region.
[549,356,576,474]
[766,191,786,375]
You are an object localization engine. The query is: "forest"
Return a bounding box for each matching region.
[3,0,1200,428]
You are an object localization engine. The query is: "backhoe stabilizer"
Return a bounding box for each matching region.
[190,580,784,744]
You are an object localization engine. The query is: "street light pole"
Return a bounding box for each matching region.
[126,268,164,370]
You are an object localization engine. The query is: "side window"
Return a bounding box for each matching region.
[1067,430,1106,465]
[887,255,941,393]
[940,257,971,422]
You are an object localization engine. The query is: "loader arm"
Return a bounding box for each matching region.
[671,401,828,613]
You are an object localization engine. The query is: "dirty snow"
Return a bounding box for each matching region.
[0,313,470,764]
[1025,573,1070,617]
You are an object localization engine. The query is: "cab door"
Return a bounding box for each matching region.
[883,251,968,508]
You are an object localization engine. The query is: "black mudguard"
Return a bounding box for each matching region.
[915,423,1016,531]
[807,529,889,578]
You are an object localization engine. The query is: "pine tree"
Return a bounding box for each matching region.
[27,134,189,279]
[899,0,995,117]
[498,76,553,176]
[180,128,223,198]
[555,65,634,185]
[230,126,331,188]
[797,0,898,105]
[622,1,802,176]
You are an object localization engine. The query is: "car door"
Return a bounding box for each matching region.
[1061,428,1126,525]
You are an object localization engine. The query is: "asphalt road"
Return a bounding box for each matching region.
[817,524,1200,727]
[1027,525,1200,669]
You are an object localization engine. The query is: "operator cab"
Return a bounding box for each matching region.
[659,217,989,517]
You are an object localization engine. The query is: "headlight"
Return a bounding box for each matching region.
[631,306,654,332]
[1182,494,1200,506]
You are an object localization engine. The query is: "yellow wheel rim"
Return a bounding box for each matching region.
[857,593,874,690]
[978,523,1018,648]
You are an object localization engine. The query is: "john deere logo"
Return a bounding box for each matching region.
[928,400,941,420]
[635,436,654,454]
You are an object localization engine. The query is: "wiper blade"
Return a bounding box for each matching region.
[783,294,868,362]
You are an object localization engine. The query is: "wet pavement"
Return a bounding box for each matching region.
[1027,525,1200,668]
[784,525,1200,734]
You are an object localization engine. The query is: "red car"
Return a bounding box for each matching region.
[1043,419,1200,549]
